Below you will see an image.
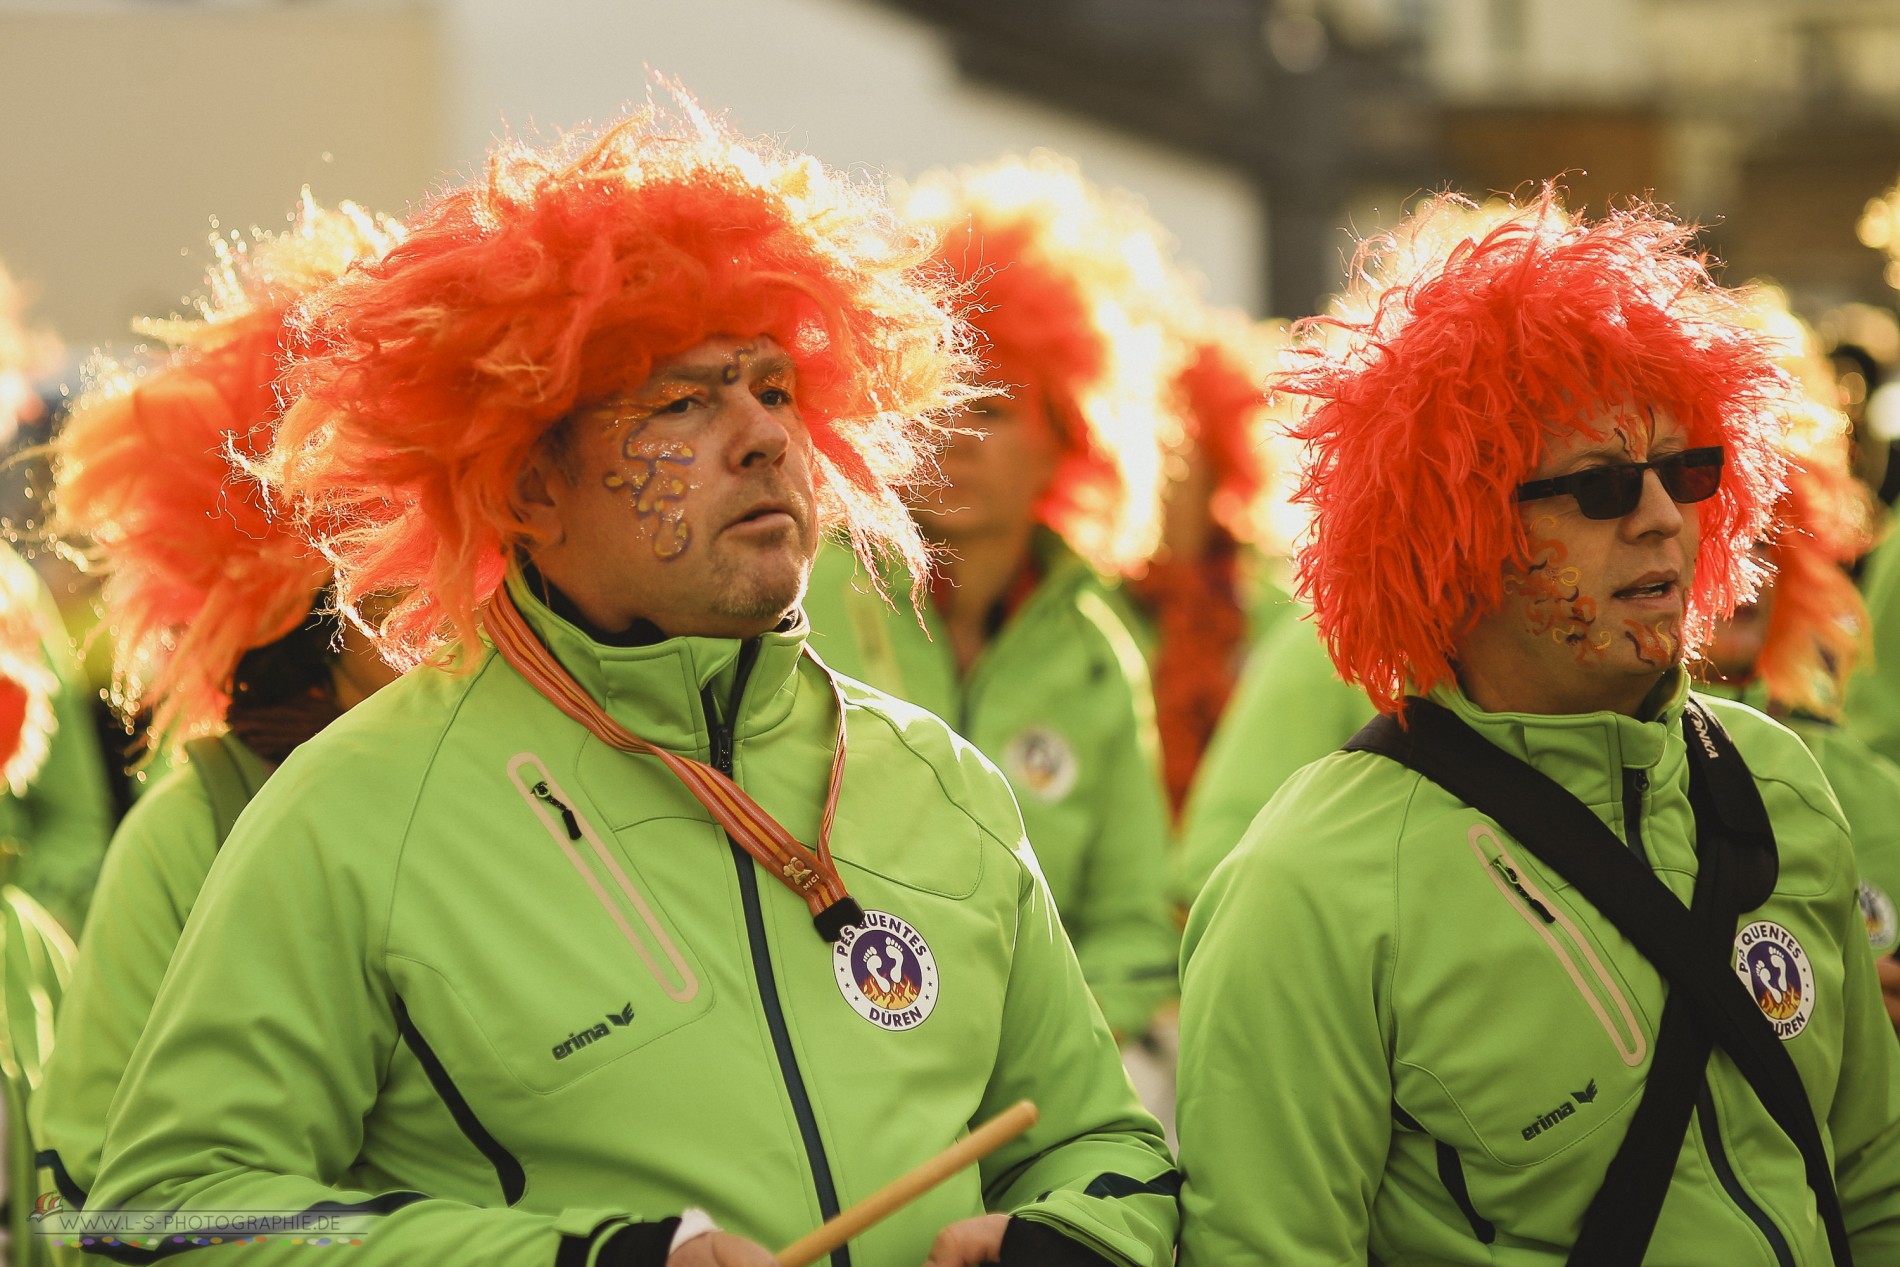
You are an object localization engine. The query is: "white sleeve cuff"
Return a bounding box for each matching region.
[667,1207,720,1256]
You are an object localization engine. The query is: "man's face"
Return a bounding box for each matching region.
[914,393,1063,547]
[520,335,819,639]
[1454,407,1704,717]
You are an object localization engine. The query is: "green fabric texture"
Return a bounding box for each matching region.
[1,885,75,1267]
[85,574,1178,1265]
[1170,595,1372,908]
[1698,680,1900,959]
[1178,673,1900,1265]
[0,549,112,935]
[34,733,270,1204]
[1846,527,1900,767]
[801,535,1178,1038]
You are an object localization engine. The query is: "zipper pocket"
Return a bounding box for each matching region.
[1469,822,1647,1067]
[509,753,699,1003]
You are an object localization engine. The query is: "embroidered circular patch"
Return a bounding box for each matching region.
[1860,882,1899,953]
[1003,725,1078,801]
[1733,921,1816,1040]
[834,910,939,1031]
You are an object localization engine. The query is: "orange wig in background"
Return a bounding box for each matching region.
[53,195,400,753]
[1739,293,1875,715]
[898,154,1182,574]
[1283,188,1792,713]
[269,87,975,668]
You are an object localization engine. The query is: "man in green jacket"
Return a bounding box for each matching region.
[1179,191,1900,1265]
[804,155,1179,1044]
[82,99,1176,1267]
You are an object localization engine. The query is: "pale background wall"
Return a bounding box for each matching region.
[0,0,1262,362]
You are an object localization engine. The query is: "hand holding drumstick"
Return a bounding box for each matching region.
[667,1102,1041,1267]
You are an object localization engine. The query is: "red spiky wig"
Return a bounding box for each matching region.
[53,196,400,752]
[899,155,1178,572]
[1742,294,1873,716]
[269,88,974,668]
[1285,189,1790,713]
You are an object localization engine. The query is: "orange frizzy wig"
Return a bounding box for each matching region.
[270,89,976,668]
[1171,309,1287,548]
[1285,189,1791,713]
[1744,294,1874,716]
[898,154,1180,573]
[53,196,401,752]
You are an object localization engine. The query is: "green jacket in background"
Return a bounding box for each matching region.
[1178,674,1900,1265]
[802,535,1178,1038]
[0,549,112,934]
[84,575,1178,1265]
[1846,527,1900,767]
[1707,676,1900,960]
[1170,596,1371,909]
[35,733,269,1202]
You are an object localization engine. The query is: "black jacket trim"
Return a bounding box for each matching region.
[37,1147,89,1208]
[1080,1170,1183,1200]
[584,1216,682,1267]
[392,995,527,1205]
[993,1217,1116,1267]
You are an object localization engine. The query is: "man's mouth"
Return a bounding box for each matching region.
[1612,572,1678,601]
[726,498,801,533]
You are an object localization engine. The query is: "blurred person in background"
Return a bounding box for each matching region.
[1119,311,1286,821]
[82,98,1178,1267]
[1179,190,1900,1265]
[0,263,111,936]
[802,155,1181,1048]
[33,195,403,1218]
[1700,293,1900,1035]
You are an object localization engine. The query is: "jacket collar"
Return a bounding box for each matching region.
[503,569,809,754]
[1426,668,1691,814]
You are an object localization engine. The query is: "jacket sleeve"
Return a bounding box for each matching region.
[1826,848,1900,1255]
[12,586,113,934]
[1171,611,1371,910]
[1177,757,1396,1266]
[975,835,1179,1267]
[34,766,222,1200]
[81,757,662,1266]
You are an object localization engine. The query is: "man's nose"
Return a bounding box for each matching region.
[731,393,792,468]
[1623,467,1684,537]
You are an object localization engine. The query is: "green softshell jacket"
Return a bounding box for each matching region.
[36,734,270,1201]
[1178,675,1900,1266]
[0,547,112,934]
[1170,596,1371,909]
[1791,720,1900,956]
[84,578,1179,1266]
[1846,527,1900,768]
[800,536,1178,1039]
[1704,678,1900,960]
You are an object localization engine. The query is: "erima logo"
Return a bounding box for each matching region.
[1687,709,1720,760]
[551,1002,635,1060]
[1522,1080,1598,1140]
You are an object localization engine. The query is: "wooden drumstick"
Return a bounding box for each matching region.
[774,1100,1040,1267]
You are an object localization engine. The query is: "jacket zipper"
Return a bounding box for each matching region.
[1625,767,1796,1267]
[705,642,850,1267]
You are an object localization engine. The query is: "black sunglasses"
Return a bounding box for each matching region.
[1515,446,1725,521]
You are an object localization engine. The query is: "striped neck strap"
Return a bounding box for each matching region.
[485,582,863,942]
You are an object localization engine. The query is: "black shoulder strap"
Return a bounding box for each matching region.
[1346,697,1852,1267]
[183,734,267,851]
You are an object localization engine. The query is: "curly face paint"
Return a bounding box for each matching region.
[1506,515,1607,665]
[601,408,698,561]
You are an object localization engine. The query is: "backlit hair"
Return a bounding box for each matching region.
[1285,188,1789,712]
[269,87,975,667]
[54,195,399,751]
[1744,292,1872,715]
[898,154,1179,572]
